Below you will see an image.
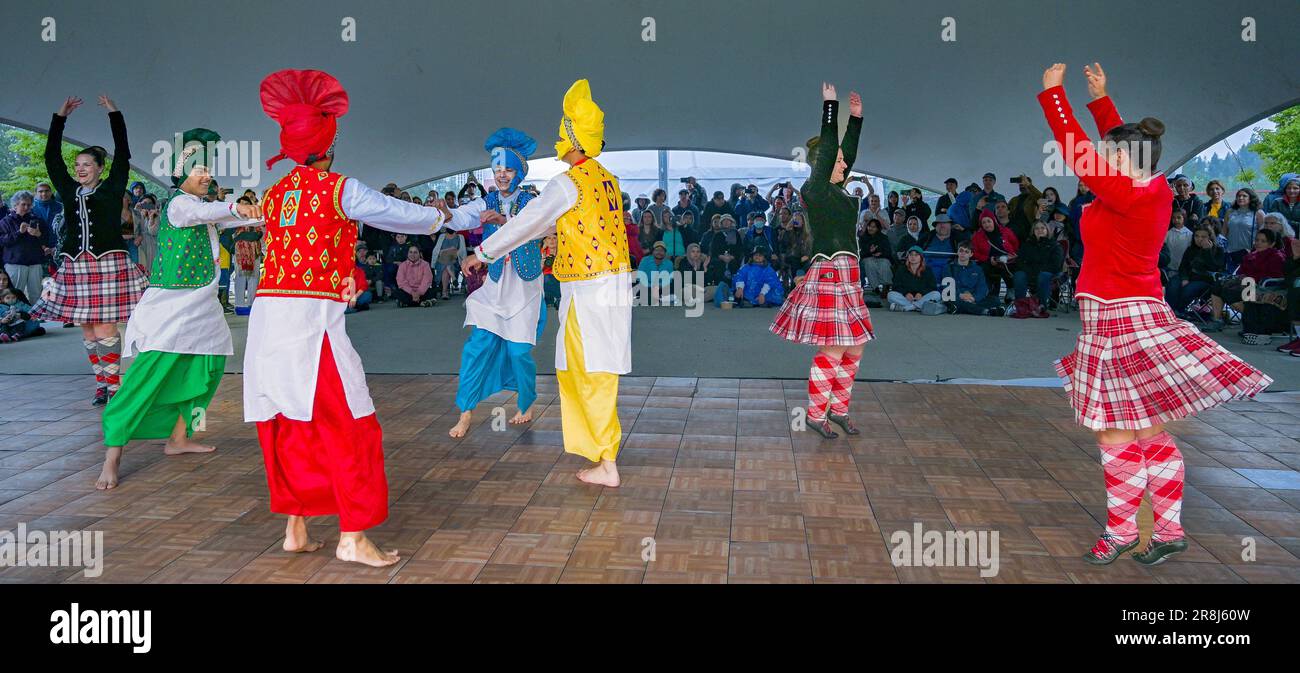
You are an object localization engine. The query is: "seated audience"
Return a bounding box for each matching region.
[888,247,943,314]
[395,245,437,307]
[945,241,1004,316]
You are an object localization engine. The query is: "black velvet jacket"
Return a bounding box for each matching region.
[45,111,131,259]
[801,100,863,261]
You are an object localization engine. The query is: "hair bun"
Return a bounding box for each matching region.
[1137,117,1165,138]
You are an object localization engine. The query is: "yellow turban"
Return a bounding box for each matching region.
[554,79,605,158]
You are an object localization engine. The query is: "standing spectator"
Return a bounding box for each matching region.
[936,178,960,215]
[231,220,263,309]
[948,183,979,240]
[432,226,465,300]
[1223,188,1265,270]
[1262,173,1299,212]
[700,191,734,238]
[774,212,812,288]
[860,192,889,231]
[1006,175,1042,243]
[670,189,700,231]
[1169,174,1204,225]
[676,210,700,247]
[888,247,943,314]
[394,245,437,307]
[1202,179,1228,220]
[132,194,161,275]
[1162,209,1193,306]
[623,210,643,266]
[681,176,707,211]
[0,191,48,302]
[1013,221,1063,316]
[1066,180,1095,265]
[885,190,902,221]
[903,187,932,227]
[646,188,672,228]
[971,209,1019,300]
[733,183,769,230]
[1266,175,1300,232]
[945,241,1004,316]
[630,193,651,224]
[743,212,775,257]
[968,172,1007,223]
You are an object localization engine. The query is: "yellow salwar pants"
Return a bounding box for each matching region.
[557,298,621,462]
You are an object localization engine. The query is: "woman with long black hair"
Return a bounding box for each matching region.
[31,96,147,405]
[770,83,874,439]
[1040,63,1271,566]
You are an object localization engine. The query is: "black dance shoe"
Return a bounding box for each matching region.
[92,388,108,406]
[1132,538,1188,566]
[827,412,861,435]
[807,418,840,439]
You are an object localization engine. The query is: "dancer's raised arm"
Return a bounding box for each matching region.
[99,96,132,195]
[1038,63,1143,208]
[465,176,572,270]
[339,178,443,235]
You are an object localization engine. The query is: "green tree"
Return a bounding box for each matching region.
[1247,105,1300,185]
[0,126,163,198]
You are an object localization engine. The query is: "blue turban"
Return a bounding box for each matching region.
[485,127,537,192]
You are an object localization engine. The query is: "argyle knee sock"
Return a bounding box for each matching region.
[1098,440,1147,543]
[829,352,861,416]
[84,339,105,390]
[97,336,122,395]
[807,353,838,422]
[1138,432,1185,541]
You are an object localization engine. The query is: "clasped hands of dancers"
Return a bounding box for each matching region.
[46,63,1268,568]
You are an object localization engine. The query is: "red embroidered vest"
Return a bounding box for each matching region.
[258,166,357,302]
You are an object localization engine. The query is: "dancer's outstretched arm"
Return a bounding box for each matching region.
[340,178,444,235]
[99,96,131,195]
[167,196,261,229]
[438,197,488,233]
[472,176,574,264]
[805,82,841,194]
[840,92,863,176]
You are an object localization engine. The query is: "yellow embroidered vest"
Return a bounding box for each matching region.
[551,158,630,282]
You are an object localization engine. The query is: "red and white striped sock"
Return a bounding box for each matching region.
[1138,432,1185,541]
[1099,440,1146,543]
[807,353,838,422]
[829,352,861,416]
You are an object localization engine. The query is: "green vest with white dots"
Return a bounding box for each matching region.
[152,192,217,289]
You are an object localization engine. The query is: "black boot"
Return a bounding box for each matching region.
[1082,533,1139,565]
[827,412,861,435]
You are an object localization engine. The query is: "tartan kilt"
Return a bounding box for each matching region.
[770,255,874,346]
[30,251,148,325]
[1056,296,1273,431]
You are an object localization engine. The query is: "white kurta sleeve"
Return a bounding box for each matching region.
[167,195,255,228]
[341,178,444,235]
[476,175,575,262]
[442,198,487,233]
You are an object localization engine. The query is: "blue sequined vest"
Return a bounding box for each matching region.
[484,189,543,282]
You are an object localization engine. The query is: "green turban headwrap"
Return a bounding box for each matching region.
[172,127,221,187]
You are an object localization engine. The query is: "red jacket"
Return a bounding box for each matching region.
[1238,247,1286,283]
[1039,86,1171,300]
[625,220,644,264]
[971,224,1019,263]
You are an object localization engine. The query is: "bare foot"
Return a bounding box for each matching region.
[95,446,122,490]
[163,437,216,455]
[509,408,533,425]
[576,460,620,488]
[336,533,400,567]
[448,410,472,438]
[283,516,323,553]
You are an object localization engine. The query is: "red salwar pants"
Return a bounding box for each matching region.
[257,334,388,532]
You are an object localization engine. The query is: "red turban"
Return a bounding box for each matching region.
[260,69,350,170]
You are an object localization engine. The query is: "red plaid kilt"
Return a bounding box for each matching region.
[1057,296,1273,431]
[770,255,874,346]
[30,251,148,325]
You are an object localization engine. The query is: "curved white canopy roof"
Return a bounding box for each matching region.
[5,0,1297,192]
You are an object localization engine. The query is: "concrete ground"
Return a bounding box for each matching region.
[1,294,1297,390]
